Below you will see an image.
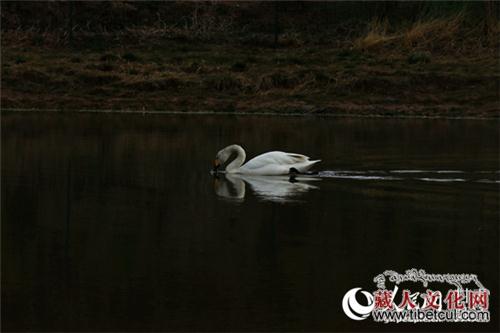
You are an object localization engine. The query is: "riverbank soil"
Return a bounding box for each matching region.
[1,2,499,117]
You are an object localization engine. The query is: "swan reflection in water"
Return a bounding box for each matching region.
[213,173,320,203]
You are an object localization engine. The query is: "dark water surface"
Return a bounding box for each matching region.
[2,112,499,331]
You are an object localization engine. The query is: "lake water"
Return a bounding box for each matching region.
[2,112,499,331]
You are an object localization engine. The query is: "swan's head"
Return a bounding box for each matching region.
[213,158,221,172]
[213,144,243,172]
[213,146,230,171]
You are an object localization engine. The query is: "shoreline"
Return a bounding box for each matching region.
[3,108,498,120]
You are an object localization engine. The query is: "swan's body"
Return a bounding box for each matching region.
[214,144,320,175]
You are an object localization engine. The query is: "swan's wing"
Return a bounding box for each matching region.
[243,151,310,170]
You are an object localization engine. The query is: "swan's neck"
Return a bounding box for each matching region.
[226,145,246,173]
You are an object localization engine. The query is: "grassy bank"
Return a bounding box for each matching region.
[1,4,499,117]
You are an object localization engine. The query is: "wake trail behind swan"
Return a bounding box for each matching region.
[316,170,500,184]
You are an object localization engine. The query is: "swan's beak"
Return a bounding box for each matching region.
[213,158,221,172]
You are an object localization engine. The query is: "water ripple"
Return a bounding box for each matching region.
[317,170,499,184]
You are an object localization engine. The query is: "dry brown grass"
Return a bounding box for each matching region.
[354,13,475,53]
[2,11,498,117]
[404,13,464,49]
[354,31,399,50]
[354,19,400,50]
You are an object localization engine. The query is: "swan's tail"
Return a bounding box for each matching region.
[307,159,322,172]
[292,159,321,174]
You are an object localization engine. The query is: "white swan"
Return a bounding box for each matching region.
[213,144,321,175]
